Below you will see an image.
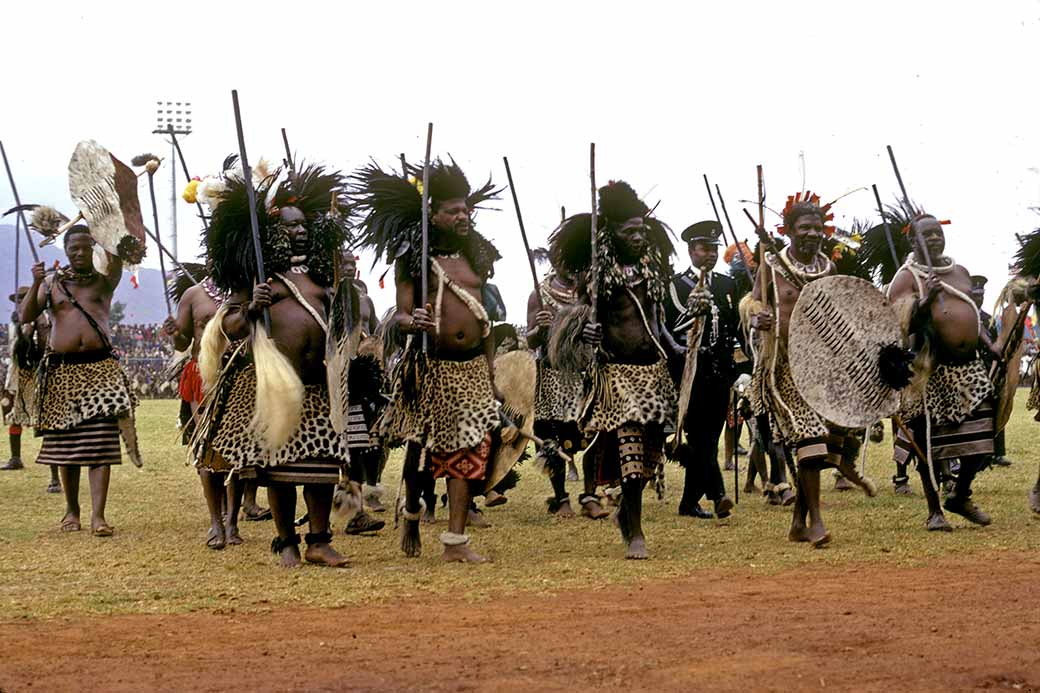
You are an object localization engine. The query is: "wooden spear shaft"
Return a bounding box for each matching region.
[167,125,209,233]
[420,123,433,353]
[0,141,40,263]
[231,89,271,333]
[502,156,543,310]
[589,143,598,325]
[145,167,173,316]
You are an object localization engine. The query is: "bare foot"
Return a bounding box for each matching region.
[779,487,797,506]
[467,509,491,528]
[304,543,349,568]
[580,498,610,520]
[788,523,810,543]
[401,518,421,558]
[225,525,243,545]
[441,543,488,563]
[808,523,831,548]
[60,513,81,533]
[926,513,953,532]
[554,500,576,519]
[277,545,302,568]
[625,535,648,560]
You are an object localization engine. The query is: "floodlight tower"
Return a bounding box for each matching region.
[151,101,193,260]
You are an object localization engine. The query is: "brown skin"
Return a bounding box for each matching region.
[394,197,497,564]
[887,218,1000,365]
[525,267,576,351]
[19,231,122,536]
[222,207,345,568]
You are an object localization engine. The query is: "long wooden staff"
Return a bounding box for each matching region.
[709,180,756,287]
[167,124,208,234]
[231,89,271,333]
[589,143,598,327]
[0,141,40,263]
[13,213,21,297]
[281,128,295,174]
[871,183,901,270]
[887,146,941,301]
[143,159,173,316]
[670,268,708,454]
[420,123,433,353]
[502,156,543,310]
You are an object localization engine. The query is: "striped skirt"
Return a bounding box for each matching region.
[36,417,122,466]
[895,401,995,464]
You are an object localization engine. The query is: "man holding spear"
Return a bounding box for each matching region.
[353,149,503,563]
[550,176,679,559]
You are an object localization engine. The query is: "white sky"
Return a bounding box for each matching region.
[2,0,1038,318]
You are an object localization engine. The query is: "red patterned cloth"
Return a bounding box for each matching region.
[427,433,492,480]
[179,359,205,404]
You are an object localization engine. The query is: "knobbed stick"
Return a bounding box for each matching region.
[420,123,433,353]
[503,156,543,310]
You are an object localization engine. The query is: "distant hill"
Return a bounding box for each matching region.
[1,224,171,324]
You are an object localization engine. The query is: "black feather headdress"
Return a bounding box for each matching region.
[204,163,350,291]
[351,157,502,281]
[548,180,674,303]
[166,262,207,304]
[858,219,913,285]
[1013,220,1040,279]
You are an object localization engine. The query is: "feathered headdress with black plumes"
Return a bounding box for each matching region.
[548,180,674,303]
[351,156,502,281]
[204,163,350,291]
[270,163,351,287]
[1013,213,1040,279]
[166,262,207,305]
[858,217,913,286]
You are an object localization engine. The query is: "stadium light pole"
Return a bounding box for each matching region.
[151,100,193,260]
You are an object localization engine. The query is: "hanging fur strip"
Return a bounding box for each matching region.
[197,304,231,391]
[250,326,305,452]
[548,302,594,374]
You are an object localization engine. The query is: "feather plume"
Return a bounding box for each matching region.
[878,343,915,390]
[1013,222,1040,279]
[859,218,912,285]
[197,304,230,390]
[131,153,161,167]
[166,262,206,304]
[29,205,70,237]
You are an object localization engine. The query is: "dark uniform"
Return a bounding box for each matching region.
[666,221,742,517]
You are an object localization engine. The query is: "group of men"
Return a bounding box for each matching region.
[4,147,1039,565]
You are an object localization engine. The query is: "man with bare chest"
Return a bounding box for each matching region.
[527,261,601,519]
[889,214,1000,530]
[550,181,679,559]
[165,269,270,549]
[748,196,874,547]
[192,165,351,568]
[354,157,502,563]
[19,226,141,536]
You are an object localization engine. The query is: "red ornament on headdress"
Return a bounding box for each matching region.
[900,213,952,236]
[777,191,835,237]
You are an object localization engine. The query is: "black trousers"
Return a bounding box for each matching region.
[679,372,731,506]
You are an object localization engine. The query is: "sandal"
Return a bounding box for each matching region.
[206,526,227,550]
[243,506,272,522]
[60,515,81,532]
[92,524,114,538]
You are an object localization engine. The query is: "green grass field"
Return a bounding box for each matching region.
[1,394,1038,621]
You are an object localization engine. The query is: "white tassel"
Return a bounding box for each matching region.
[250,328,304,452]
[197,305,230,390]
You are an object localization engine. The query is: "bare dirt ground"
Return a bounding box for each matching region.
[1,552,1038,693]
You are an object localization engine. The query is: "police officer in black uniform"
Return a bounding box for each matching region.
[666,221,742,519]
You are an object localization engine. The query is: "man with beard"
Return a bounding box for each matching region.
[665,220,738,520]
[748,194,874,547]
[353,157,502,563]
[550,181,679,560]
[527,258,603,519]
[889,213,1001,530]
[20,226,141,536]
[3,286,62,493]
[193,164,351,568]
[164,266,270,550]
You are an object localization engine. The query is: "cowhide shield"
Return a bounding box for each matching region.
[789,275,903,429]
[992,299,1031,433]
[67,140,147,264]
[484,349,536,493]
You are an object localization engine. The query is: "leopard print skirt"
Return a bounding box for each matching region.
[197,363,349,480]
[898,359,993,426]
[3,366,36,427]
[379,355,500,454]
[535,365,584,423]
[584,360,676,433]
[749,348,831,444]
[35,353,137,433]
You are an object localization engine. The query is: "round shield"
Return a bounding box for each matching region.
[484,349,536,493]
[788,275,903,429]
[993,299,1029,433]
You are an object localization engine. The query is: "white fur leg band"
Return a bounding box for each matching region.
[439,531,470,546]
[399,498,426,522]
